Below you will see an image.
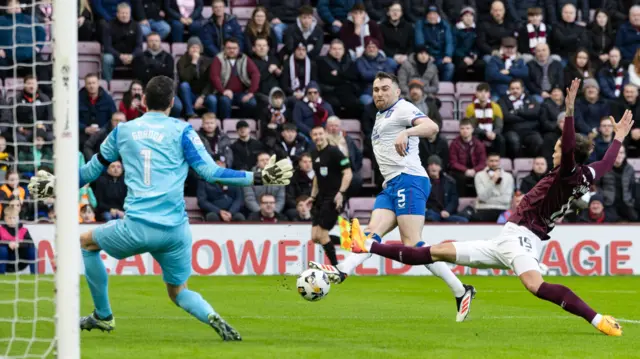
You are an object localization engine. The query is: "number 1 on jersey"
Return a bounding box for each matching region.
[140,149,152,186]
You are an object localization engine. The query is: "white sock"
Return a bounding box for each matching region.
[425,262,466,297]
[591,313,603,327]
[364,238,374,251]
[337,252,372,274]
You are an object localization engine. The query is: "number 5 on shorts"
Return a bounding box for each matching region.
[397,189,406,208]
[519,236,532,250]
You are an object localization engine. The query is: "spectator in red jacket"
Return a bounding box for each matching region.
[118,80,147,120]
[210,37,260,119]
[449,117,487,197]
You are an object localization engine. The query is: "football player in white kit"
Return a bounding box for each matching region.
[310,72,476,322]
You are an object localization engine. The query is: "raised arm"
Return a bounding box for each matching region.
[79,125,120,187]
[560,78,580,175]
[590,111,634,180]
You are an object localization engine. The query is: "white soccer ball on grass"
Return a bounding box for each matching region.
[296,269,331,302]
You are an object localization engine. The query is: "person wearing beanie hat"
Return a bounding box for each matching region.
[397,44,438,97]
[339,3,384,59]
[577,192,616,223]
[414,4,455,81]
[177,36,215,118]
[229,119,267,171]
[165,0,205,43]
[355,35,398,105]
[292,80,335,136]
[574,75,611,136]
[379,1,413,66]
[453,5,483,82]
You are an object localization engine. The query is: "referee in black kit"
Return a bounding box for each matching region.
[305,125,352,267]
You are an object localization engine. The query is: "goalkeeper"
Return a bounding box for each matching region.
[29,76,293,341]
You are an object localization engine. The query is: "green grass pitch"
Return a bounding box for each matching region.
[1,275,639,359]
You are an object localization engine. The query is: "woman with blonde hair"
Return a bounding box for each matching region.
[628,48,640,87]
[78,0,94,41]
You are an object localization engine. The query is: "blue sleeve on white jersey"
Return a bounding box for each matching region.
[79,126,120,187]
[181,126,254,186]
[398,100,426,127]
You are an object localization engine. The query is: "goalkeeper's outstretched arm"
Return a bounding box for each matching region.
[79,126,120,187]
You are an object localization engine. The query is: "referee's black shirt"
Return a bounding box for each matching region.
[311,144,350,198]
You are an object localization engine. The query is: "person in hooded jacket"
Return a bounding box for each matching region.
[281,5,324,61]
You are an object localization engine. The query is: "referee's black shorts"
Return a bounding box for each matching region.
[311,196,339,230]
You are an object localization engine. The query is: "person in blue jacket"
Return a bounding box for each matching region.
[615,6,640,62]
[200,0,244,57]
[485,36,529,99]
[355,37,397,105]
[414,6,454,81]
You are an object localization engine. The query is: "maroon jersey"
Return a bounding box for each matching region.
[509,116,621,240]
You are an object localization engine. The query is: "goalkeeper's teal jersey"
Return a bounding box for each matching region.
[80,112,254,227]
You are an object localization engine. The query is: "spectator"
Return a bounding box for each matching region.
[201,0,243,57]
[317,0,364,35]
[397,46,439,97]
[290,195,312,221]
[498,78,542,158]
[210,38,260,120]
[497,190,523,223]
[425,155,468,223]
[138,0,171,39]
[230,120,264,171]
[485,37,529,100]
[90,0,143,24]
[599,146,637,221]
[94,160,127,221]
[547,0,589,27]
[340,3,384,59]
[629,48,640,87]
[563,48,594,91]
[473,153,514,222]
[260,88,292,146]
[83,112,126,161]
[196,154,245,222]
[616,5,640,62]
[454,7,483,82]
[177,37,215,119]
[0,171,25,215]
[78,0,96,41]
[326,116,363,196]
[244,6,277,57]
[78,73,116,145]
[247,193,288,222]
[449,117,487,197]
[17,131,53,175]
[575,79,611,135]
[165,0,203,43]
[101,2,143,82]
[79,203,97,223]
[2,75,53,144]
[244,152,286,214]
[197,112,233,165]
[419,131,449,170]
[380,1,414,67]
[516,7,547,58]
[598,47,628,101]
[0,0,47,82]
[133,32,174,86]
[465,82,505,156]
[293,81,334,137]
[281,43,317,106]
[252,38,283,106]
[281,5,324,61]
[540,87,565,162]
[577,193,616,222]
[527,43,564,103]
[261,0,311,44]
[612,84,640,126]
[520,156,547,193]
[271,123,311,164]
[0,137,14,178]
[0,208,36,274]
[317,39,362,119]
[476,0,517,57]
[118,80,147,120]
[34,0,53,41]
[589,9,615,68]
[407,80,443,128]
[285,153,314,219]
[549,3,591,60]
[414,6,454,81]
[589,116,615,162]
[356,38,397,105]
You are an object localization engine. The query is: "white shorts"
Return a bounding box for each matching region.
[452,222,543,276]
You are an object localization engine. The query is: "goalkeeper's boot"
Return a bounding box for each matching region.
[208,313,242,341]
[455,284,477,322]
[349,218,370,254]
[337,215,352,251]
[596,315,623,336]
[308,261,347,284]
[80,311,115,333]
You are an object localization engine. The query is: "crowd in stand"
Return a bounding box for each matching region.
[2,0,640,226]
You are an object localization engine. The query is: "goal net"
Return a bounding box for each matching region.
[0,0,79,357]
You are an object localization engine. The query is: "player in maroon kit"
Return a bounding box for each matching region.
[349,79,628,336]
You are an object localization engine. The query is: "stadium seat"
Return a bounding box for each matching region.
[361,157,375,188]
[4,78,24,100]
[110,80,132,103]
[514,158,534,186]
[441,119,458,142]
[456,82,480,118]
[458,197,476,212]
[172,43,188,61]
[628,158,640,177]
[188,118,202,131]
[202,6,212,18]
[78,41,102,79]
[184,196,204,222]
[348,197,376,223]
[438,82,456,120]
[320,44,330,56]
[230,0,256,6]
[342,119,363,149]
[500,158,513,172]
[231,7,253,27]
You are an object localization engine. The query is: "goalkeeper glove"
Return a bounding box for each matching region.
[254,155,293,185]
[28,170,56,198]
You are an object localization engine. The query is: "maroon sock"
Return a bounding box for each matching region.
[535,282,597,323]
[370,242,434,265]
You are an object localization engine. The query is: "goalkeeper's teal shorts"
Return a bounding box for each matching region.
[92,217,192,285]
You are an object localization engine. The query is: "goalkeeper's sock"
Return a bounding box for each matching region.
[322,242,339,266]
[176,289,216,324]
[82,249,112,319]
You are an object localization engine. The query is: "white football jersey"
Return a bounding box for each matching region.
[372,99,428,185]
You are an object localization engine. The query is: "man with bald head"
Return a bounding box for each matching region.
[477,1,517,57]
[616,5,640,61]
[527,43,564,103]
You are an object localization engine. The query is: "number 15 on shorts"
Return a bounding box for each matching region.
[519,236,533,251]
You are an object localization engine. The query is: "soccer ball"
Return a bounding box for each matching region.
[296,269,331,302]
